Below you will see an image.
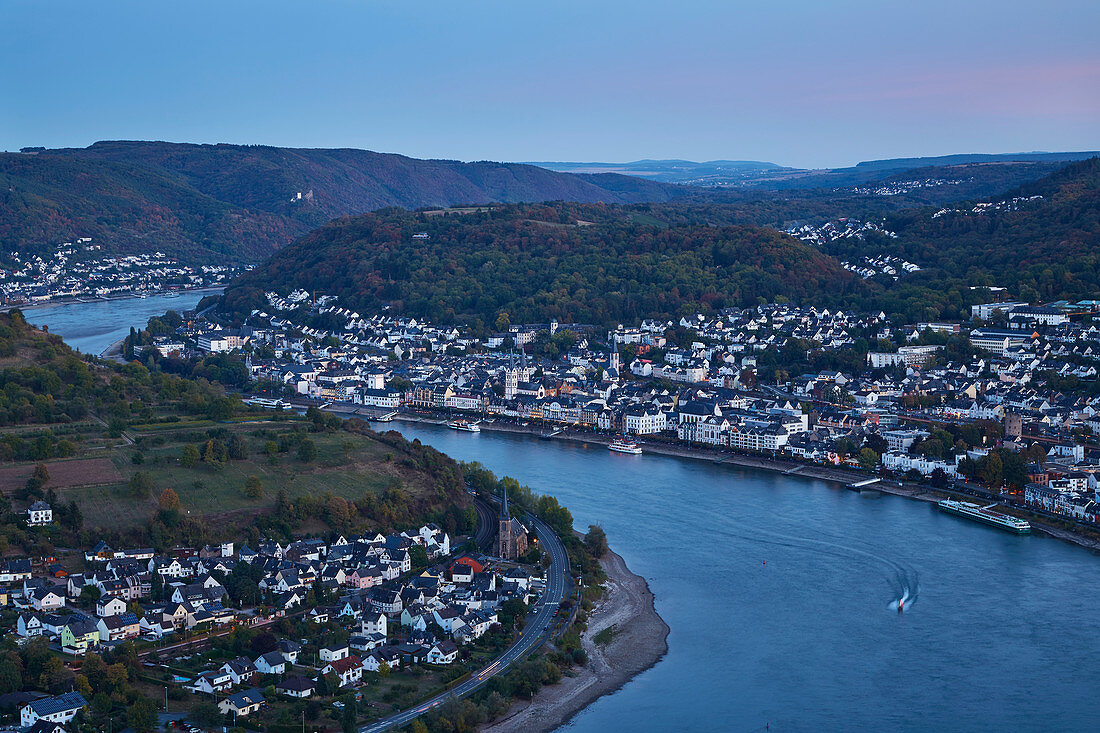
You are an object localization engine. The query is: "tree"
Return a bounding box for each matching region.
[126,696,157,733]
[79,585,101,607]
[498,599,528,631]
[191,702,223,728]
[980,451,1004,488]
[129,471,154,498]
[409,545,429,569]
[341,694,358,733]
[858,447,880,470]
[228,435,249,460]
[180,444,200,468]
[158,488,181,512]
[244,475,264,499]
[0,654,22,694]
[584,525,608,558]
[297,438,317,463]
[203,439,228,467]
[32,463,49,484]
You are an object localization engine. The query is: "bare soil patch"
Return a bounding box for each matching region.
[0,458,122,493]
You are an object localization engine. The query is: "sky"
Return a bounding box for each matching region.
[2,0,1098,169]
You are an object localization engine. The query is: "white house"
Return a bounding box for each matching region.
[218,688,265,717]
[96,595,127,618]
[253,651,287,676]
[426,640,459,665]
[21,692,87,728]
[321,655,363,687]
[29,587,66,612]
[362,612,387,636]
[27,500,52,526]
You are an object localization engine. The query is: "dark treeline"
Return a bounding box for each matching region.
[221,202,863,330]
[218,159,1100,330]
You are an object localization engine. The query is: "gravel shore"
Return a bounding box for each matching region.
[480,549,669,733]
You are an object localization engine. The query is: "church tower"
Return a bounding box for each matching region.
[496,482,527,560]
[504,355,519,399]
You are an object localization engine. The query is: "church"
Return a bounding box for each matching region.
[496,484,529,561]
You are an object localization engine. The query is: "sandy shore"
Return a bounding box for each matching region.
[481,549,669,733]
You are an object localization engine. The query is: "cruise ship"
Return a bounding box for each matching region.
[937,499,1031,534]
[608,437,642,455]
[447,420,481,433]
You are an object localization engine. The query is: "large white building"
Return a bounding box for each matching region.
[623,405,667,435]
[867,345,944,369]
[882,452,958,477]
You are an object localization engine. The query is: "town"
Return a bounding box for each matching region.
[0,239,241,305]
[130,288,1100,536]
[3,480,573,731]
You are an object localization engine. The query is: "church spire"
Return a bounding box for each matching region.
[500,482,509,521]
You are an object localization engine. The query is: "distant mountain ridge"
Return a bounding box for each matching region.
[0,141,680,263]
[852,151,1100,171]
[533,151,1100,188]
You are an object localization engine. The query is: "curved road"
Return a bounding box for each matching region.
[361,512,570,732]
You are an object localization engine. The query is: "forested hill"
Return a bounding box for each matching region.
[0,141,679,263]
[822,157,1100,311]
[219,202,863,329]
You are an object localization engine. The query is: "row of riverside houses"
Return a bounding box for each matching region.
[172,293,1100,519]
[0,237,239,305]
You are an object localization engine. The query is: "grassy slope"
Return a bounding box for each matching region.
[0,311,458,537]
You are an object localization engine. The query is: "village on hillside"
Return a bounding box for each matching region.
[1,484,565,730]
[0,239,240,305]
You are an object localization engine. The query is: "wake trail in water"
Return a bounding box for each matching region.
[727,521,921,612]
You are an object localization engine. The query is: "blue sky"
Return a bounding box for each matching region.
[2,0,1097,168]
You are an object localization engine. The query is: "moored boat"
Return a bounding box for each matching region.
[937,499,1031,534]
[447,420,481,433]
[608,437,642,455]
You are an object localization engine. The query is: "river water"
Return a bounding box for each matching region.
[389,424,1100,733]
[22,290,214,355]
[25,298,1100,731]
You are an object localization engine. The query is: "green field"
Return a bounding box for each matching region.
[49,421,439,532]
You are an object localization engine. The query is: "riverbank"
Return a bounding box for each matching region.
[394,413,1100,553]
[481,548,670,733]
[100,338,125,359]
[4,285,224,314]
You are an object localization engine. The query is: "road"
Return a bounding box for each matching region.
[361,512,571,732]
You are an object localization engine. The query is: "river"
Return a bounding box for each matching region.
[22,290,215,355]
[389,422,1100,732]
[25,297,1100,731]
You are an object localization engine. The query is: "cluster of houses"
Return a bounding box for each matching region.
[161,522,540,719]
[152,292,1100,524]
[0,238,239,305]
[4,518,547,725]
